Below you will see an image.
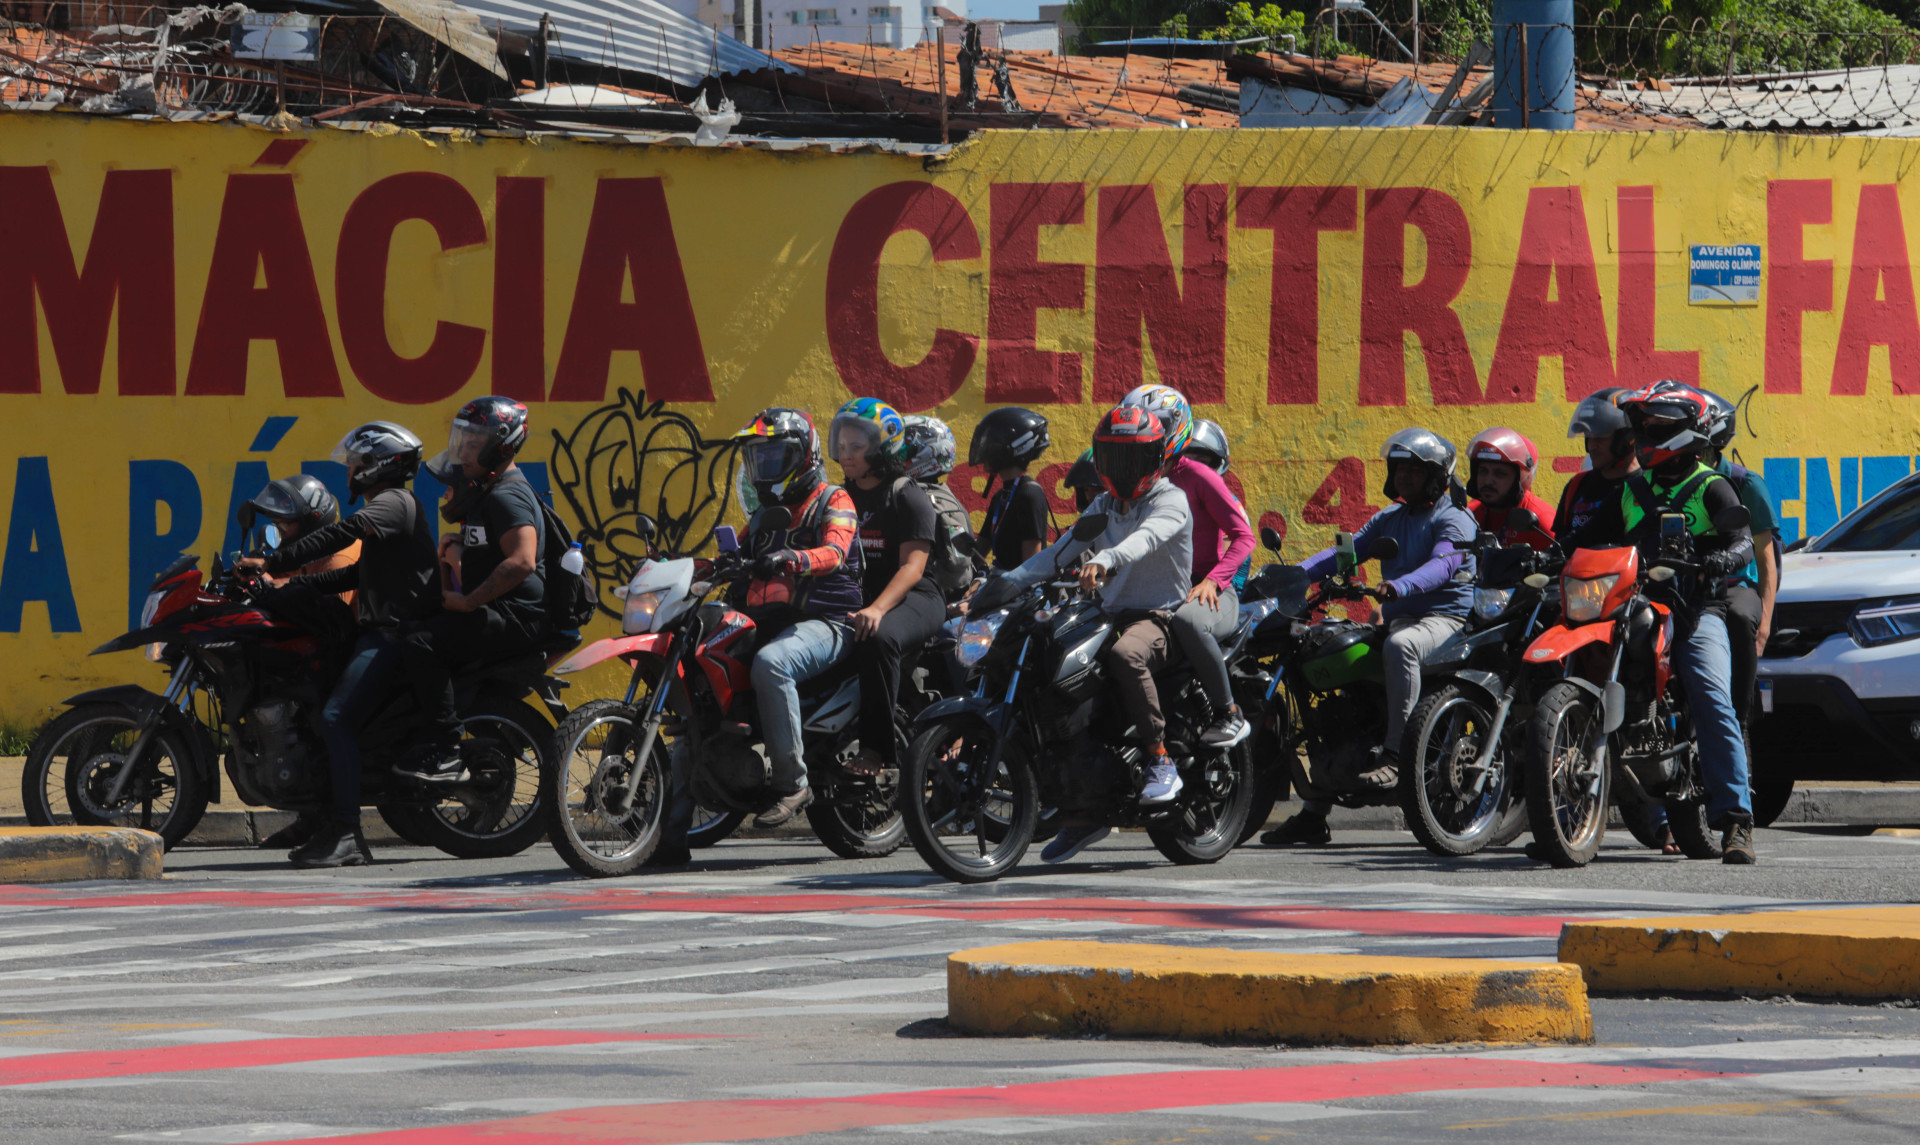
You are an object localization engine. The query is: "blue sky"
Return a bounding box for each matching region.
[963,0,1046,18]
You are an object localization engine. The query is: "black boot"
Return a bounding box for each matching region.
[394,743,468,785]
[259,812,323,850]
[290,823,371,869]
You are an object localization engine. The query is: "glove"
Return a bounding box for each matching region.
[753,549,800,578]
[1701,548,1746,577]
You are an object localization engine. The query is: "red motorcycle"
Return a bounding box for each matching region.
[1517,506,1749,866]
[542,508,939,877]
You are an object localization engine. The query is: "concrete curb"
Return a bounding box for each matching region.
[0,826,162,883]
[946,940,1593,1046]
[1559,907,1920,998]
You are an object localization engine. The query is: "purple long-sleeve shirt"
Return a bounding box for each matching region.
[1299,500,1477,620]
[1167,457,1255,592]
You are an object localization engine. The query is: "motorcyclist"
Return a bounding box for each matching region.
[988,404,1194,864]
[1466,427,1556,551]
[1701,389,1779,713]
[1064,449,1101,512]
[1121,389,1254,749]
[394,397,551,788]
[970,407,1053,569]
[902,414,978,605]
[1587,380,1759,865]
[1264,427,1476,847]
[1554,388,1638,552]
[831,398,948,780]
[243,475,360,607]
[236,422,439,869]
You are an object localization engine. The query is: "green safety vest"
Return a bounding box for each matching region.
[1620,462,1726,541]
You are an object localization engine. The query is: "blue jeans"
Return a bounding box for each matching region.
[320,632,404,828]
[1673,611,1753,827]
[751,618,853,794]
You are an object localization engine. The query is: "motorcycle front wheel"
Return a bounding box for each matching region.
[1523,682,1611,868]
[1400,684,1512,857]
[901,715,1039,884]
[542,698,667,878]
[1148,738,1256,864]
[396,699,553,859]
[23,703,208,850]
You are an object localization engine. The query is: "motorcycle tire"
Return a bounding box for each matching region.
[1148,738,1256,865]
[1399,684,1512,858]
[806,784,906,860]
[1619,800,1667,851]
[1523,682,1610,868]
[1665,798,1724,860]
[1752,777,1794,829]
[687,805,747,849]
[23,702,209,851]
[542,698,668,878]
[1489,800,1529,848]
[1235,724,1289,846]
[404,698,554,859]
[901,714,1040,884]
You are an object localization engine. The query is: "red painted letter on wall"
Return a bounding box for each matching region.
[1359,188,1480,406]
[1832,184,1920,395]
[1765,179,1833,395]
[0,167,174,396]
[493,177,546,402]
[987,182,1085,404]
[335,173,487,405]
[1614,186,1698,389]
[1236,185,1358,405]
[1092,184,1227,404]
[1487,186,1615,404]
[186,174,341,398]
[551,178,713,404]
[826,182,981,412]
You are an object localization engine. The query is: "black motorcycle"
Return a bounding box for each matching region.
[20,549,570,855]
[898,514,1257,884]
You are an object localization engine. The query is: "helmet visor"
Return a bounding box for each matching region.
[743,439,805,486]
[828,416,881,465]
[1093,438,1162,501]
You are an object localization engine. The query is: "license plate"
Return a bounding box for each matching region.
[1758,680,1774,714]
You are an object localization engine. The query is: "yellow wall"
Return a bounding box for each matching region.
[0,115,1914,723]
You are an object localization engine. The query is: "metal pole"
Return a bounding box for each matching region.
[275,59,285,112]
[937,24,948,143]
[1518,22,1528,128]
[1411,0,1419,69]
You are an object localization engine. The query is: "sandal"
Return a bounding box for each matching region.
[1655,826,1681,857]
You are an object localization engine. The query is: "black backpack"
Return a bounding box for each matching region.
[534,492,597,631]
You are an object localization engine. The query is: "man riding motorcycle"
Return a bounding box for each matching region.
[236,422,440,868]
[1555,388,1638,552]
[1467,427,1556,551]
[1264,427,1477,847]
[987,404,1194,864]
[395,397,550,787]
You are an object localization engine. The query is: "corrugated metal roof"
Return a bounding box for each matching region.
[1612,66,1920,132]
[452,0,793,86]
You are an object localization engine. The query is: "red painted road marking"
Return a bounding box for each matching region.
[246,1059,1740,1144]
[0,887,1576,938]
[0,1031,717,1087]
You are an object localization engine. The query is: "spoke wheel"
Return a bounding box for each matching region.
[23,703,207,850]
[901,715,1038,884]
[542,699,666,877]
[396,700,552,859]
[1523,682,1609,868]
[1400,685,1511,857]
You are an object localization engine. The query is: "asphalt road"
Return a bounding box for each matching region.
[8,824,1920,1144]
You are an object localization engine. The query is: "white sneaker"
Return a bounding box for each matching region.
[1140,758,1183,805]
[1201,708,1251,747]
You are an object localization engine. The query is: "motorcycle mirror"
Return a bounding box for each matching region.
[264,523,282,550]
[635,514,659,541]
[1649,565,1677,582]
[1335,531,1357,574]
[1367,537,1400,563]
[1268,564,1312,617]
[1524,573,1551,589]
[1711,504,1751,533]
[713,525,739,553]
[1260,525,1285,553]
[1071,513,1109,543]
[1506,507,1539,535]
[754,505,794,533]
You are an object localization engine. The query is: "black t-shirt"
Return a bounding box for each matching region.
[985,477,1049,569]
[458,474,546,610]
[269,486,438,631]
[846,478,937,604]
[1554,469,1629,553]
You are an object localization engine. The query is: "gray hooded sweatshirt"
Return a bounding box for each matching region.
[999,478,1193,613]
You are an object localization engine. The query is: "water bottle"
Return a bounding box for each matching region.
[561,542,585,576]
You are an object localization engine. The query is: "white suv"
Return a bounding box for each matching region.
[1755,473,1920,821]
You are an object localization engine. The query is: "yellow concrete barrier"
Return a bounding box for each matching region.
[0,826,163,883]
[1560,907,1920,997]
[946,940,1592,1046]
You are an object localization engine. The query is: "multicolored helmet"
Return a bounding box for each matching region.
[1618,380,1713,469]
[1093,405,1172,502]
[828,397,909,474]
[901,414,958,481]
[1118,384,1193,458]
[734,407,823,507]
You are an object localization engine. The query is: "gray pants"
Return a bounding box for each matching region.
[1170,584,1238,712]
[1300,612,1465,816]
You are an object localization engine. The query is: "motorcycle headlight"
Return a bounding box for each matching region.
[958,609,1008,666]
[1850,598,1920,647]
[1562,575,1620,624]
[139,589,164,629]
[1472,587,1515,622]
[622,588,669,634]
[146,642,167,662]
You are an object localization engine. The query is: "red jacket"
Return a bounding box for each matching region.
[1470,490,1556,552]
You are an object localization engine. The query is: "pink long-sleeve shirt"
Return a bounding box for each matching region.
[1168,456,1255,592]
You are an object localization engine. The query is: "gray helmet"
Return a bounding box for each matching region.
[1381,427,1456,506]
[1568,387,1631,438]
[1700,388,1737,452]
[1186,419,1231,474]
[901,414,958,481]
[331,421,423,496]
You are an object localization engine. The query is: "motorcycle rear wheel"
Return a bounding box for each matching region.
[1148,739,1255,864]
[806,780,906,860]
[23,703,208,850]
[1665,798,1724,860]
[1523,682,1610,868]
[399,699,553,859]
[542,698,667,878]
[901,715,1039,884]
[1399,684,1512,857]
[688,805,746,848]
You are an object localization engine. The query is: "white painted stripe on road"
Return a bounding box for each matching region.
[506,1000,947,1030]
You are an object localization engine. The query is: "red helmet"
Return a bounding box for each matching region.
[1467,427,1539,496]
[1092,405,1171,501]
[1618,380,1712,469]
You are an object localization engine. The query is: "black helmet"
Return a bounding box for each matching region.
[1569,387,1631,438]
[239,474,339,542]
[426,396,530,483]
[1187,419,1231,474]
[332,421,423,496]
[1064,447,1101,511]
[1380,427,1457,507]
[1701,388,1738,453]
[969,407,1050,471]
